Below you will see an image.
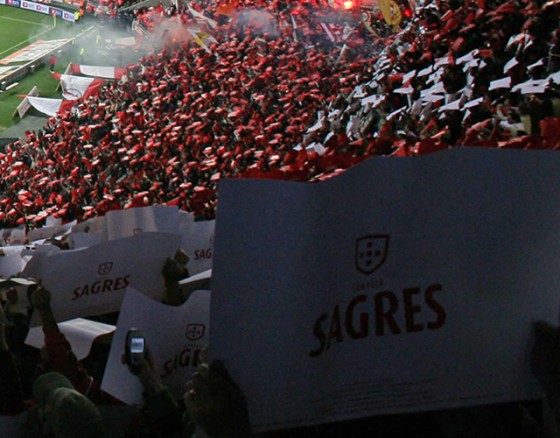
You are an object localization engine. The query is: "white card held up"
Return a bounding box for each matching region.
[30,232,179,325]
[101,287,210,404]
[489,77,511,91]
[211,148,560,433]
[104,206,181,241]
[180,219,215,276]
[25,318,115,360]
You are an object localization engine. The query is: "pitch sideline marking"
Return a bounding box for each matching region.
[0,22,57,59]
[0,14,50,27]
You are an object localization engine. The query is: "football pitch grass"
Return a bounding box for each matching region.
[0,5,77,134]
[0,6,57,59]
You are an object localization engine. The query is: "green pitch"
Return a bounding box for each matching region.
[0,5,77,133]
[0,6,57,59]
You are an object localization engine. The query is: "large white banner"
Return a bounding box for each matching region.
[101,287,210,404]
[27,220,75,242]
[26,97,64,117]
[211,148,560,432]
[59,74,103,101]
[31,233,179,325]
[71,64,126,80]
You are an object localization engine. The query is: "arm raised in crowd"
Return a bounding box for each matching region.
[30,285,96,399]
[122,345,187,437]
[162,248,190,306]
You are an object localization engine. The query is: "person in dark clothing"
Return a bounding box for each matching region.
[0,302,25,415]
[525,94,553,135]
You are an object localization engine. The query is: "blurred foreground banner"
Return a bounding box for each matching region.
[211,148,560,432]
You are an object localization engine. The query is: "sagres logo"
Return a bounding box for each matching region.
[186,324,205,341]
[355,235,389,275]
[97,262,113,276]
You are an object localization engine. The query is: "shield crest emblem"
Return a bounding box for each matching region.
[186,324,205,341]
[97,262,113,276]
[355,235,389,275]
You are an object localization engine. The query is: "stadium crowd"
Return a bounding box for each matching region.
[0,0,554,229]
[1,0,560,436]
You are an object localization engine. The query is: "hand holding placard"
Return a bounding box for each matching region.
[185,361,252,438]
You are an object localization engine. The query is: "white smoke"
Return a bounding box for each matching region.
[235,9,280,37]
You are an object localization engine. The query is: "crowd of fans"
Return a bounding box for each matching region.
[0,0,556,229]
[2,243,560,438]
[85,0,145,21]
[0,253,221,438]
[0,0,560,435]
[329,0,560,156]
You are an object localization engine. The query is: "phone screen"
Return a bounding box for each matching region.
[130,337,145,353]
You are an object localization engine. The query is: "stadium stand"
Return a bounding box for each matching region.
[0,0,558,228]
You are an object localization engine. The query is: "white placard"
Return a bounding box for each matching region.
[360,95,383,107]
[31,233,179,325]
[28,226,59,242]
[463,97,483,109]
[438,99,460,111]
[512,79,548,95]
[180,220,215,275]
[71,231,103,249]
[8,229,26,246]
[0,253,25,278]
[25,318,115,360]
[456,50,477,65]
[402,70,417,83]
[72,216,106,235]
[394,86,414,94]
[104,206,181,241]
[101,288,210,404]
[504,57,519,74]
[211,148,560,433]
[179,269,212,286]
[489,77,512,91]
[417,65,433,77]
[45,217,63,228]
[21,245,62,280]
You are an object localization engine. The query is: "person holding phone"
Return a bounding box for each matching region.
[122,330,189,438]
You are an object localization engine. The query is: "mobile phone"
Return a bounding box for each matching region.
[125,329,146,372]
